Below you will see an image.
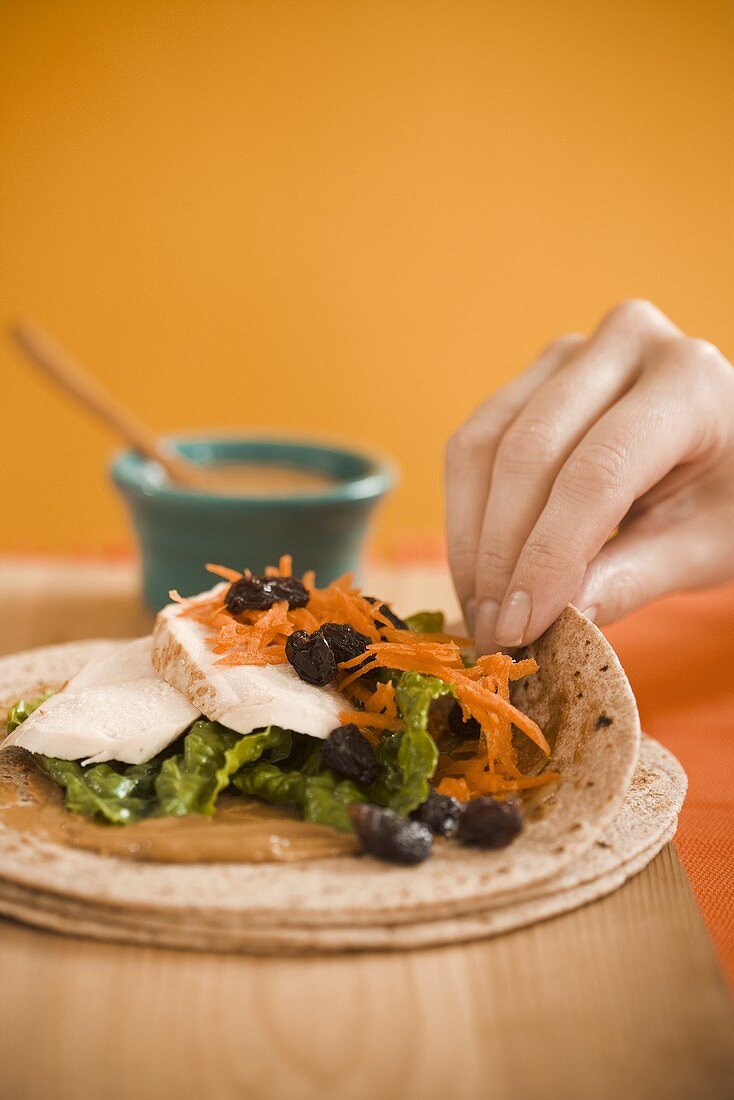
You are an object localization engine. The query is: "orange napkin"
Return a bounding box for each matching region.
[605,583,734,989]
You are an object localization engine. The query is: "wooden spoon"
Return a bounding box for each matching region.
[9,320,209,490]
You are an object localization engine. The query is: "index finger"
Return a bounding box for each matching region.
[491,365,706,648]
[444,335,583,625]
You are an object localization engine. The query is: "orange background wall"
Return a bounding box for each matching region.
[1,0,732,555]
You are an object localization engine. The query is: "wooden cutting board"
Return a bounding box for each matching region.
[0,557,733,1100]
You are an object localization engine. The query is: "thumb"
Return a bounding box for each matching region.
[574,517,718,627]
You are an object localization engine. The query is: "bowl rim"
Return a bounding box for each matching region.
[110,432,397,508]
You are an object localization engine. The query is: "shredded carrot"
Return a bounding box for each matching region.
[263,554,292,577]
[288,606,321,632]
[339,710,403,732]
[337,642,548,754]
[172,557,552,799]
[205,563,243,583]
[510,771,561,790]
[336,635,550,796]
[379,625,472,647]
[366,681,397,717]
[437,777,471,802]
[345,681,374,707]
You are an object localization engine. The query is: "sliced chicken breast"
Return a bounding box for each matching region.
[3,636,199,765]
[152,588,346,740]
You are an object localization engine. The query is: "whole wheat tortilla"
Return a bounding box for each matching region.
[0,738,684,953]
[0,608,642,934]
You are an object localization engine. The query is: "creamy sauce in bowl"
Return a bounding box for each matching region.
[173,463,339,497]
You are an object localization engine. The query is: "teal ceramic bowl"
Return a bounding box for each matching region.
[110,435,396,610]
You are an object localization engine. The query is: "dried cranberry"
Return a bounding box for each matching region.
[226,574,309,614]
[348,804,433,864]
[448,702,481,739]
[322,724,380,786]
[285,631,338,686]
[363,596,408,632]
[457,796,523,849]
[319,622,371,664]
[410,790,463,837]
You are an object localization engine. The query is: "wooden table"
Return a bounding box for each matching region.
[1,558,733,1100]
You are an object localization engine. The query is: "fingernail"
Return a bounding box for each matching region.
[578,605,598,623]
[475,599,500,647]
[464,597,477,632]
[495,589,533,647]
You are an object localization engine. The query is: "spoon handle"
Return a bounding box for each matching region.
[10,321,207,489]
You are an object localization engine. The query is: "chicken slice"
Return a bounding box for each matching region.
[152,589,345,741]
[3,636,199,765]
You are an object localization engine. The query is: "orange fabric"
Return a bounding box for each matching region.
[605,583,734,989]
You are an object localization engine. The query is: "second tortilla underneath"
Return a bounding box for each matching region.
[0,736,684,953]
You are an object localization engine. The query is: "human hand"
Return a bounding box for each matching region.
[445,300,734,653]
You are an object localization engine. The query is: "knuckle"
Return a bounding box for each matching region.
[606,297,661,329]
[604,568,646,618]
[476,540,515,588]
[656,335,731,396]
[523,540,583,585]
[680,336,728,376]
[447,542,475,572]
[444,431,461,467]
[496,417,560,473]
[685,336,719,361]
[446,542,478,591]
[446,403,509,467]
[445,428,480,468]
[447,565,475,600]
[562,440,628,500]
[539,332,585,359]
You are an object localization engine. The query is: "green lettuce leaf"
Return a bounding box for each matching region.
[232,761,307,808]
[404,610,445,634]
[5,694,52,734]
[37,757,160,824]
[302,773,366,831]
[233,762,366,832]
[36,722,290,824]
[368,671,454,814]
[155,721,291,817]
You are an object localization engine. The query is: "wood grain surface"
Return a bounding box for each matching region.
[0,846,732,1100]
[1,558,733,1100]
